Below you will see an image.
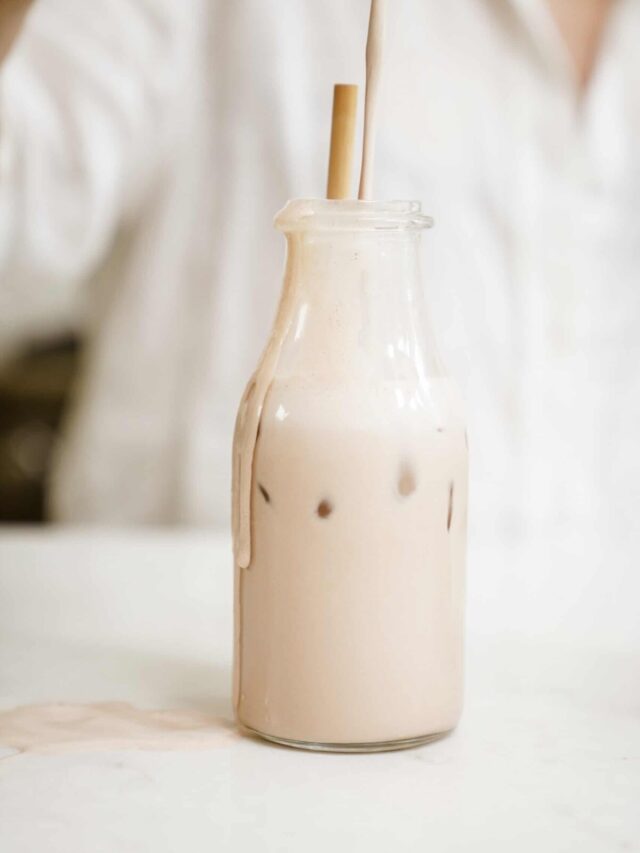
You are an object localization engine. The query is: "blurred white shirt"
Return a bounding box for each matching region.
[0,0,638,545]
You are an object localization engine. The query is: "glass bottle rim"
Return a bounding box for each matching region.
[275,199,434,233]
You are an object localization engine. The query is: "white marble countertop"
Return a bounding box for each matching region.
[0,529,638,852]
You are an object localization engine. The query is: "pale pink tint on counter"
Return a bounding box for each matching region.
[0,703,234,754]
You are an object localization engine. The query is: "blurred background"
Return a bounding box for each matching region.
[0,0,638,550]
[0,335,75,521]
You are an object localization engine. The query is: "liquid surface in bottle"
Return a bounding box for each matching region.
[235,378,467,745]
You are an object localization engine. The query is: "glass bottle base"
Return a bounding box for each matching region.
[241,724,450,753]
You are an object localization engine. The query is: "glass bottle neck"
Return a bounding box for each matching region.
[275,230,443,384]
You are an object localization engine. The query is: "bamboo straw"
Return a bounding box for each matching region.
[326,84,358,199]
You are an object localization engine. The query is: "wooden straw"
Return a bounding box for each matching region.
[358,0,386,200]
[326,84,358,199]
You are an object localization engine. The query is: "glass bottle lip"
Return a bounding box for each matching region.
[275,199,434,233]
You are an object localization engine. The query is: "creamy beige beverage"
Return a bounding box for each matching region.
[237,384,467,745]
[233,200,468,749]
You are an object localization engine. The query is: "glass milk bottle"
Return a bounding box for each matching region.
[232,199,467,752]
